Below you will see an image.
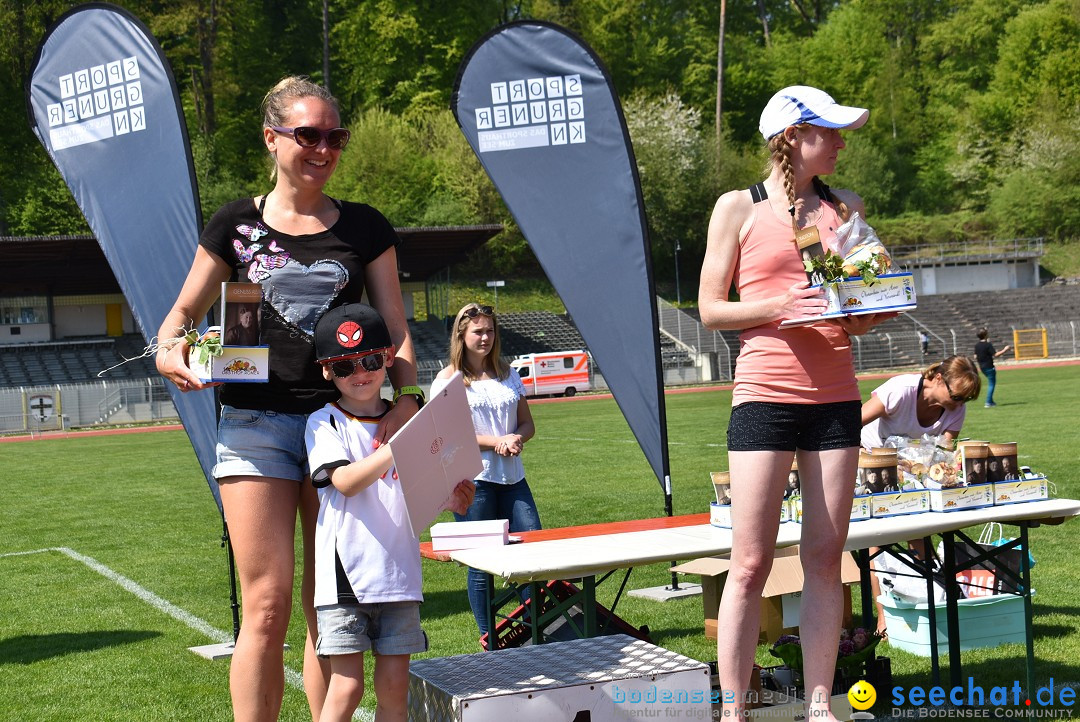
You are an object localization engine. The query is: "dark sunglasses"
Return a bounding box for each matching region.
[324,351,387,378]
[462,305,494,319]
[942,375,973,403]
[272,126,351,150]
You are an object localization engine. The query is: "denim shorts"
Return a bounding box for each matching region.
[316,601,428,657]
[727,400,861,452]
[213,405,308,481]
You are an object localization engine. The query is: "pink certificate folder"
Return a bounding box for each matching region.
[388,371,483,538]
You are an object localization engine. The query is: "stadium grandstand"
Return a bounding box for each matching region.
[3,230,1080,433]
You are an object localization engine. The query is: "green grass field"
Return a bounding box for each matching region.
[2,363,1079,720]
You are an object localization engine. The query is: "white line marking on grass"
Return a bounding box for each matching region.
[0,548,380,718]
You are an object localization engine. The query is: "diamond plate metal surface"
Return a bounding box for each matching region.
[408,634,709,721]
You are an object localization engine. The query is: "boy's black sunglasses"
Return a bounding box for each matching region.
[463,305,494,319]
[324,351,387,378]
[271,126,351,150]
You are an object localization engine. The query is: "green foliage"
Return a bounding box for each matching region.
[4,0,1080,271]
[986,108,1080,240]
[326,106,436,224]
[623,91,716,281]
[873,211,984,246]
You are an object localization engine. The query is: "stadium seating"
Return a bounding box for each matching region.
[0,336,156,387]
[3,283,1080,389]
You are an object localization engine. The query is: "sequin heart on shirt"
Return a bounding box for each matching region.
[262,259,349,337]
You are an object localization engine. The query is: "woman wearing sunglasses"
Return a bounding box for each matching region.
[861,355,981,451]
[860,354,981,633]
[155,76,420,721]
[431,303,542,635]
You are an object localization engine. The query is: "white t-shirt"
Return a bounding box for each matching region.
[861,374,967,449]
[431,371,527,484]
[305,402,422,607]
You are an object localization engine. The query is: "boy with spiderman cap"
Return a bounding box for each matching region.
[305,303,474,722]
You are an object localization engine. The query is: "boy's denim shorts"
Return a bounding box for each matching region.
[213,405,308,481]
[316,601,428,657]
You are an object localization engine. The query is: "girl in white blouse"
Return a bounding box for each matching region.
[432,303,540,634]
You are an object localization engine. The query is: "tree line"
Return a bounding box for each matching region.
[2,0,1078,292]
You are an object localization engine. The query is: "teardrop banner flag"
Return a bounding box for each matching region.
[27,3,220,512]
[452,21,672,506]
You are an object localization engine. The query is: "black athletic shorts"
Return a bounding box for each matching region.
[727,400,861,452]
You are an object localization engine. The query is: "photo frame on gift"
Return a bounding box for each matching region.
[988,454,1021,482]
[785,468,800,499]
[857,467,884,495]
[797,228,827,286]
[220,282,263,346]
[710,471,732,506]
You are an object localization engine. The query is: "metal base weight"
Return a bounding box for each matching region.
[627,582,702,602]
[188,642,290,660]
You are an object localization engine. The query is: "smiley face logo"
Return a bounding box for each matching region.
[848,680,876,710]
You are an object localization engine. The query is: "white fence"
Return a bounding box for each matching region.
[0,378,175,435]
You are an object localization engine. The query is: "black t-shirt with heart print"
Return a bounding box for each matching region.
[199,197,399,414]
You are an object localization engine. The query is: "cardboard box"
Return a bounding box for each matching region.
[821,272,917,316]
[928,483,994,512]
[993,476,1049,505]
[673,546,860,644]
[870,489,931,518]
[430,519,509,552]
[190,346,269,383]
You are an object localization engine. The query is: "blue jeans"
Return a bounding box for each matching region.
[453,479,542,634]
[982,367,997,405]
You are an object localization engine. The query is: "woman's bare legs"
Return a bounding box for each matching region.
[716,449,793,715]
[219,476,300,722]
[300,478,331,720]
[797,447,859,721]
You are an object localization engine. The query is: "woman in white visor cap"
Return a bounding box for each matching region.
[698,86,891,720]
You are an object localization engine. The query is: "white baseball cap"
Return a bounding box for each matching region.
[758,85,869,141]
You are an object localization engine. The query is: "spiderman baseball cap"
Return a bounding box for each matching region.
[758,85,869,141]
[314,303,393,363]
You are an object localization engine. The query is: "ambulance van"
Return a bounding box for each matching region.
[510,350,591,397]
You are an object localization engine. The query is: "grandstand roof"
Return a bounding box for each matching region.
[0,224,503,295]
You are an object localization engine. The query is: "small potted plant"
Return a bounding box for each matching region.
[769,627,884,690]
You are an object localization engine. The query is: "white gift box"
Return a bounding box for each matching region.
[928,483,994,512]
[190,346,269,383]
[993,476,1050,505]
[821,272,917,316]
[870,489,931,518]
[430,519,509,552]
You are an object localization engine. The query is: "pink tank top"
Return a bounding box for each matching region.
[731,192,859,406]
